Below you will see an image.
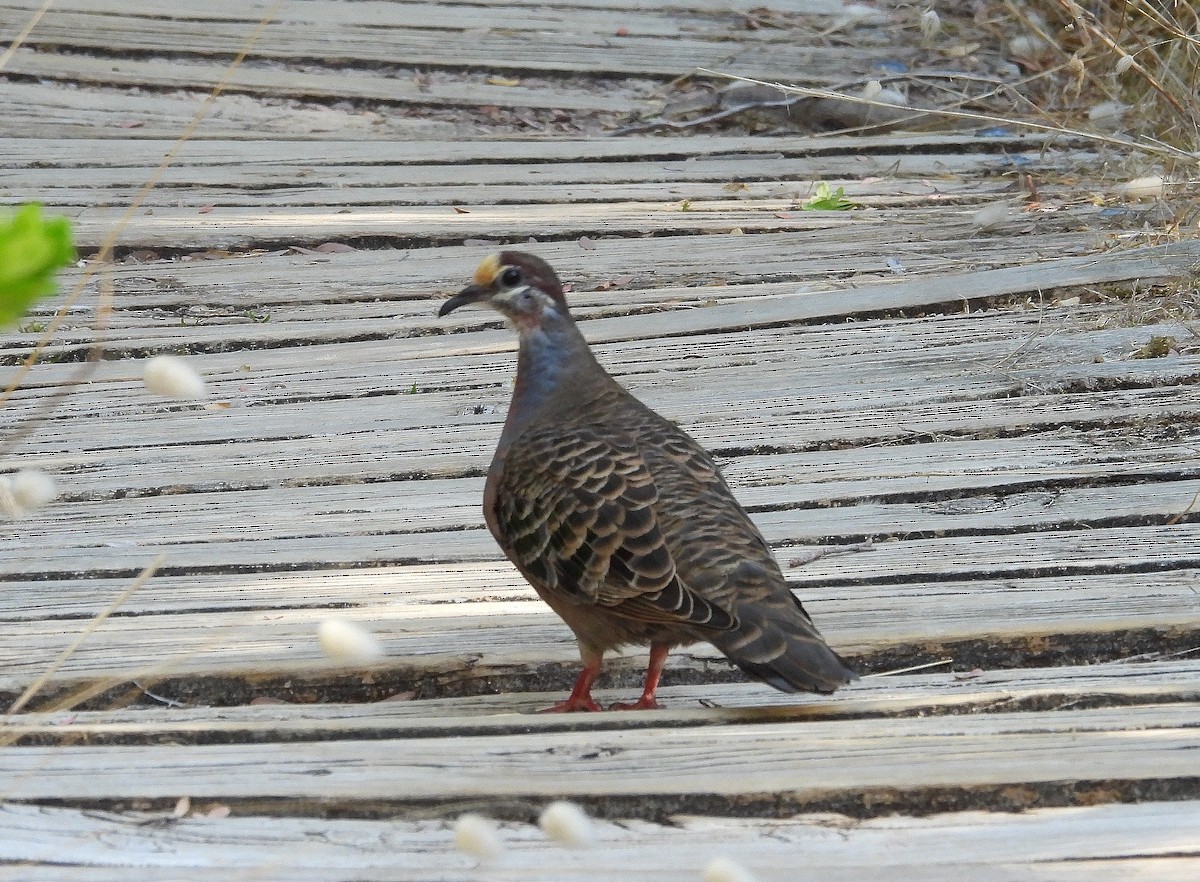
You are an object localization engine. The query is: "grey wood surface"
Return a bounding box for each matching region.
[2,0,1197,877]
[2,800,1194,882]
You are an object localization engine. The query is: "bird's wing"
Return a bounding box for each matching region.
[493,425,735,630]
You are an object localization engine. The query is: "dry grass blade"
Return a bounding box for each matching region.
[0,0,53,72]
[1054,0,1193,120]
[1028,0,1200,161]
[696,69,1197,166]
[864,659,954,678]
[0,0,287,451]
[5,554,165,716]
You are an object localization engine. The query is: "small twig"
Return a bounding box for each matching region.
[788,540,875,568]
[697,69,1199,165]
[1165,487,1200,525]
[991,289,1049,370]
[1054,0,1189,119]
[863,658,954,678]
[132,681,191,708]
[1160,645,1200,659]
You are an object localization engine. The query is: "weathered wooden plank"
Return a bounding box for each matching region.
[6,558,1190,636]
[6,660,1198,741]
[23,864,1198,882]
[7,238,1186,377]
[10,239,1118,363]
[1,151,1093,196]
[788,522,1200,585]
[3,0,855,19]
[0,704,1195,803]
[9,474,1200,573]
[9,413,1198,509]
[9,363,1199,479]
[0,132,1082,168]
[5,280,1174,399]
[3,801,1193,882]
[49,201,1130,253]
[59,201,895,249]
[1,558,1195,689]
[1,48,639,113]
[0,81,459,140]
[14,177,1020,212]
[6,5,905,79]
[1,0,853,31]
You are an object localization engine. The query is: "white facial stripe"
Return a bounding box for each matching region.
[494,285,557,313]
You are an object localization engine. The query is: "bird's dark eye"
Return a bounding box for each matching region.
[499,266,522,287]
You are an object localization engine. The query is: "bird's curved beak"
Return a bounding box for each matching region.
[438,283,489,317]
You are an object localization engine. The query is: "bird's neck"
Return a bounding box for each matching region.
[500,314,608,446]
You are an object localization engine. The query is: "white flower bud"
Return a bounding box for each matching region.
[144,355,206,399]
[316,619,384,663]
[11,470,57,511]
[538,801,593,847]
[453,813,503,860]
[920,9,941,39]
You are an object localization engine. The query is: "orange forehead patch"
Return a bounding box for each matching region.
[473,253,501,287]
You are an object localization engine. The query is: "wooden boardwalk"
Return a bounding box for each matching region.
[2,1,1198,879]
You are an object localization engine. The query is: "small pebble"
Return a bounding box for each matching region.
[971,203,1010,229]
[860,80,882,100]
[1087,100,1129,123]
[1122,176,1165,200]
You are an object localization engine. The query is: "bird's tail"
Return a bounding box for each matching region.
[710,599,857,695]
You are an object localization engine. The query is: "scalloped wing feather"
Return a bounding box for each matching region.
[493,426,736,631]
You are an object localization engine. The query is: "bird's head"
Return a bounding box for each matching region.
[438,251,570,329]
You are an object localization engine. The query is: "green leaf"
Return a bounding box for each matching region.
[800,182,858,211]
[0,203,76,327]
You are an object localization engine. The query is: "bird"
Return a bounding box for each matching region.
[438,251,856,711]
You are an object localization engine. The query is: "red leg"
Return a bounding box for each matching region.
[539,651,603,713]
[610,643,669,711]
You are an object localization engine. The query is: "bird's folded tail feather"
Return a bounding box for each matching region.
[709,602,857,695]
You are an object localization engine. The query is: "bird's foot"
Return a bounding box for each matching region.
[537,695,602,713]
[608,696,663,711]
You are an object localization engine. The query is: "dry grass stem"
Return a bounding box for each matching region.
[864,659,954,678]
[5,554,165,716]
[698,69,1196,166]
[0,0,54,71]
[0,0,287,451]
